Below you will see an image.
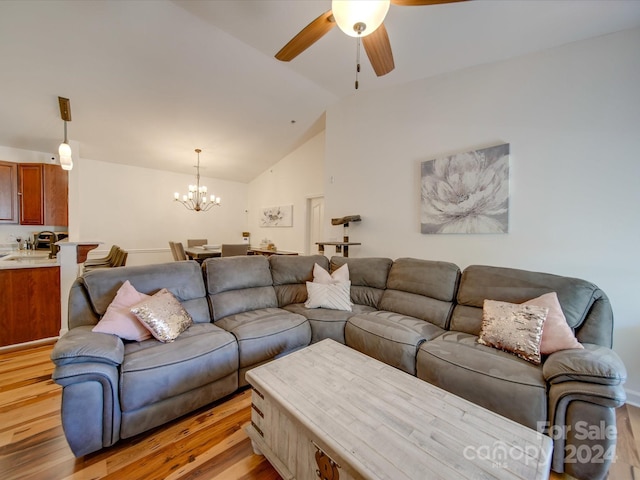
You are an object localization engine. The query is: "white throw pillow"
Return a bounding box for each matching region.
[312,262,349,284]
[305,281,352,311]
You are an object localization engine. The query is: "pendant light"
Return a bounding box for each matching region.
[58,96,73,171]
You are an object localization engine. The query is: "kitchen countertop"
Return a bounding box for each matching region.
[0,251,59,270]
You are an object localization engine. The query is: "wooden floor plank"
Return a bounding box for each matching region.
[0,343,637,480]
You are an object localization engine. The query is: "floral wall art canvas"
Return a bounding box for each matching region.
[260,205,293,227]
[421,143,510,234]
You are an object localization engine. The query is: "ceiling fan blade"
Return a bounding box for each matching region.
[362,23,395,77]
[275,10,336,62]
[391,0,470,6]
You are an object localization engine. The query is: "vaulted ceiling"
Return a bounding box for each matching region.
[1,0,639,182]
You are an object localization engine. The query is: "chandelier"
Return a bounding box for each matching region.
[174,148,221,212]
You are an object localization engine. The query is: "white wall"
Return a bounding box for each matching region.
[325,28,640,403]
[74,157,249,265]
[247,131,325,254]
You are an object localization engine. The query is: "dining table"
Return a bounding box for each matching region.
[184,246,221,261]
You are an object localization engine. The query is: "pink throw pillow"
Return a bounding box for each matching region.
[92,280,152,341]
[523,292,583,355]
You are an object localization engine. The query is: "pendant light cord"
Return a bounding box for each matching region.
[355,36,361,90]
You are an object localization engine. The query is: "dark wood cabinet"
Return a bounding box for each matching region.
[0,266,61,347]
[0,161,18,223]
[18,163,68,226]
[18,163,44,225]
[42,164,68,226]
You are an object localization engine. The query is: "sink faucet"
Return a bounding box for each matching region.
[38,231,59,259]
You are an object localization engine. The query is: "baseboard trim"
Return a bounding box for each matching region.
[625,388,640,407]
[0,337,58,353]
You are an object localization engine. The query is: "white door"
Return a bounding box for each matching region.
[307,196,324,255]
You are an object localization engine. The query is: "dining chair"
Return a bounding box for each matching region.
[187,239,207,247]
[112,249,128,267]
[83,246,127,272]
[84,245,120,267]
[221,244,249,257]
[168,241,179,261]
[174,242,188,261]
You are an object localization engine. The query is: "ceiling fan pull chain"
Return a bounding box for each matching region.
[355,36,361,90]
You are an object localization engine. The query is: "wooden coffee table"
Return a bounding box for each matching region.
[246,339,552,480]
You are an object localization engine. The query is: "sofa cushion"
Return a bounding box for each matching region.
[346,311,445,375]
[284,303,375,344]
[452,265,605,337]
[383,257,460,302]
[119,323,238,412]
[331,256,393,308]
[416,331,547,429]
[204,256,278,320]
[378,258,460,329]
[270,255,329,306]
[81,261,211,323]
[215,307,311,369]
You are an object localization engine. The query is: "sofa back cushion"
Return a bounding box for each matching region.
[378,258,460,329]
[204,255,278,321]
[451,265,613,347]
[72,261,210,329]
[269,255,329,306]
[330,256,393,308]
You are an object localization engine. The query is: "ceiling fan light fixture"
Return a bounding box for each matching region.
[331,0,390,37]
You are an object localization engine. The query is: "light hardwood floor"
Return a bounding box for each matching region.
[0,343,638,480]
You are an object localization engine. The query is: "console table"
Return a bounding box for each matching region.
[315,241,361,258]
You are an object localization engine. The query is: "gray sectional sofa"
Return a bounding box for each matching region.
[51,254,627,480]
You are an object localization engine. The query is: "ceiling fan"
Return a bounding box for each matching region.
[275,0,470,78]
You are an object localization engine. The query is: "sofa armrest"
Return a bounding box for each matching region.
[51,325,125,367]
[52,360,122,457]
[543,343,627,386]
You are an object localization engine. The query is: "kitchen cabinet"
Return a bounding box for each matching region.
[0,160,18,224]
[0,266,61,347]
[18,163,68,226]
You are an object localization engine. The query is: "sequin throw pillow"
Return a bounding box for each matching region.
[130,288,193,342]
[478,299,549,364]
